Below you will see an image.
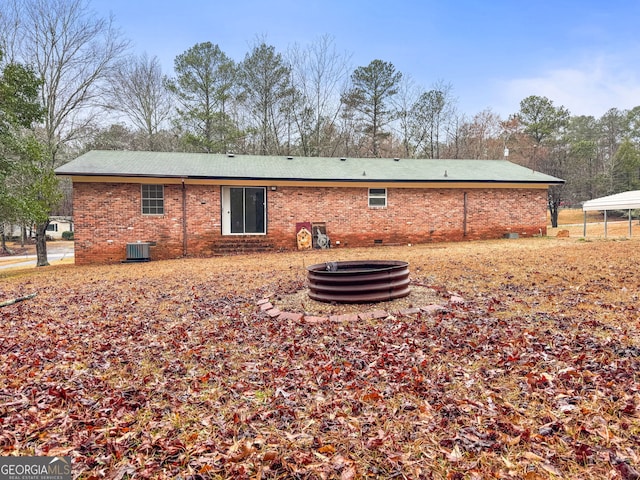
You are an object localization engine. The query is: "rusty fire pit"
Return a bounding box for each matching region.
[306,260,410,303]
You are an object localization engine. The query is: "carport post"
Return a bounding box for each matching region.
[604,210,607,238]
[583,211,586,237]
[629,209,633,238]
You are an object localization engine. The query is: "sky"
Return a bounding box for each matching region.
[90,0,640,119]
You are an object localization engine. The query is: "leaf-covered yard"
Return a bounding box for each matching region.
[1,236,639,479]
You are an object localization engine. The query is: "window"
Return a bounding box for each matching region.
[46,223,58,232]
[368,188,387,208]
[142,184,164,215]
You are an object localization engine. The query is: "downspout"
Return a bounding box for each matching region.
[182,178,188,257]
[463,192,468,237]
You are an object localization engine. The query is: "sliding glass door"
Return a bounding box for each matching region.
[222,187,266,235]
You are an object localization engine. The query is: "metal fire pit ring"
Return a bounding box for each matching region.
[306,260,410,303]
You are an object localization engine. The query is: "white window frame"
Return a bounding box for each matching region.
[141,184,164,215]
[368,188,387,208]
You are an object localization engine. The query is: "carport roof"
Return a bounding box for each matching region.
[55,150,565,185]
[582,190,640,211]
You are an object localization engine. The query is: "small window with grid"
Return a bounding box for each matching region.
[141,184,164,215]
[368,188,387,208]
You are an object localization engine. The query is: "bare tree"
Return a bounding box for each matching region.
[2,0,129,164]
[106,53,172,151]
[456,109,503,159]
[0,0,128,265]
[288,35,351,156]
[598,108,626,193]
[0,1,23,62]
[409,81,456,159]
[442,112,465,159]
[393,75,422,158]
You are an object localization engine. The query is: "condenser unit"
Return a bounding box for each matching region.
[125,242,151,262]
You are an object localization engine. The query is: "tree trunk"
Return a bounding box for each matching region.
[549,205,559,228]
[35,221,50,267]
[548,196,560,228]
[0,230,7,254]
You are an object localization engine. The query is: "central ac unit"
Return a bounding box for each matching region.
[125,242,151,262]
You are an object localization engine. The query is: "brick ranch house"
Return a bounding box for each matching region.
[55,150,564,265]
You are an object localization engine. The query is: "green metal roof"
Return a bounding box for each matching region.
[55,150,564,184]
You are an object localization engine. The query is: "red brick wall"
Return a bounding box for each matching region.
[72,182,548,264]
[267,186,547,248]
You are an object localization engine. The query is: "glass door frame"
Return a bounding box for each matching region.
[221,186,267,235]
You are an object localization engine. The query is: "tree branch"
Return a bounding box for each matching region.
[0,292,37,308]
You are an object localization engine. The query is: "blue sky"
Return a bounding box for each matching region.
[91,0,640,119]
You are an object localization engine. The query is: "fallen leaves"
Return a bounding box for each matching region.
[1,237,640,478]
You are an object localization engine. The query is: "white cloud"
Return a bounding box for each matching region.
[499,54,640,117]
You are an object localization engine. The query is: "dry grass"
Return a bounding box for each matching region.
[554,208,605,225]
[549,208,639,239]
[1,214,640,479]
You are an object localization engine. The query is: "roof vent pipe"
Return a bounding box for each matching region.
[340,157,347,161]
[393,158,400,161]
[227,153,235,158]
[287,156,293,160]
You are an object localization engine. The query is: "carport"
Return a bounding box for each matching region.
[582,190,640,237]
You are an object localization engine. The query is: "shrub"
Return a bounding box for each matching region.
[62,231,74,240]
